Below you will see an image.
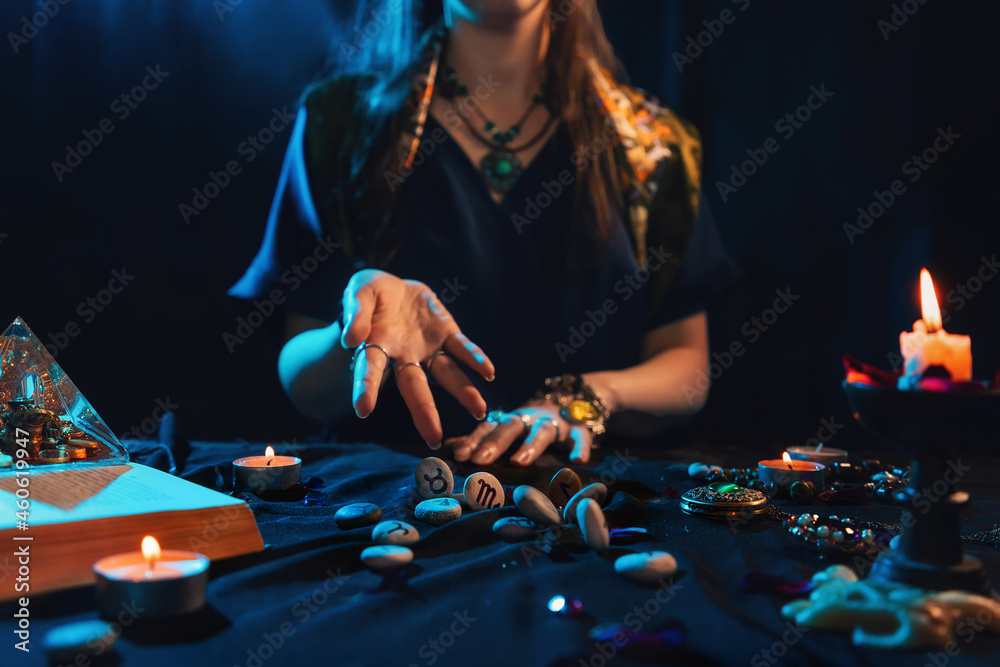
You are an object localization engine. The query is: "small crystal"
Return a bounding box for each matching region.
[817,526,831,538]
[796,514,812,526]
[861,529,875,544]
[833,531,845,542]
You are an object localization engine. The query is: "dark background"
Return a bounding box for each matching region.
[2,0,997,452]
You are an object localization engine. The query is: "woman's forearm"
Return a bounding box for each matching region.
[583,344,709,437]
[585,345,708,416]
[278,322,367,424]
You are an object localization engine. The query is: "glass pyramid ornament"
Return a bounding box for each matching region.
[0,316,128,467]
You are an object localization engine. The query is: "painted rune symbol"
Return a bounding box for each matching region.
[423,467,448,494]
[476,479,498,507]
[386,522,409,535]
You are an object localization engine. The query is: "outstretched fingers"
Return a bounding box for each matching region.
[444,332,495,383]
[395,361,443,449]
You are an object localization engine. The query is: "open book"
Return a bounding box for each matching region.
[0,463,264,601]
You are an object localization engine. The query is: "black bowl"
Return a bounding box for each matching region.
[842,381,1000,452]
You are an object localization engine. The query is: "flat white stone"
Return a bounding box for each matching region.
[463,472,505,511]
[547,467,583,508]
[513,485,561,527]
[492,516,537,541]
[372,520,420,545]
[577,498,609,551]
[614,551,678,584]
[688,462,722,480]
[415,457,454,499]
[414,497,462,526]
[335,502,383,529]
[43,621,117,664]
[361,545,413,570]
[563,483,608,523]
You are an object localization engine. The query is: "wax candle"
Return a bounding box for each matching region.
[93,536,209,619]
[786,444,849,466]
[898,269,972,386]
[233,446,302,493]
[758,453,825,490]
[0,453,12,468]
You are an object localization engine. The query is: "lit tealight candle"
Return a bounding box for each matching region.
[898,269,972,388]
[758,452,825,490]
[233,446,302,493]
[93,536,209,619]
[786,443,849,466]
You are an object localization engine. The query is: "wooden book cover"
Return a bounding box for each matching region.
[0,463,264,601]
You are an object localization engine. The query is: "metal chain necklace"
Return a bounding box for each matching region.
[439,65,554,198]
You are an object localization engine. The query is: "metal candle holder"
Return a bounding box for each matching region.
[843,381,998,593]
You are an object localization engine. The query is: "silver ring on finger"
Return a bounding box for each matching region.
[499,411,530,431]
[393,361,424,379]
[539,418,561,442]
[516,413,532,434]
[423,349,447,374]
[351,342,391,372]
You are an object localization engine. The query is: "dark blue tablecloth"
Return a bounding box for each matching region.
[3,438,999,666]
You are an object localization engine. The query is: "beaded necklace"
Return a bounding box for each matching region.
[439,65,555,198]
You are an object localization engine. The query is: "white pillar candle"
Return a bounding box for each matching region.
[898,269,972,385]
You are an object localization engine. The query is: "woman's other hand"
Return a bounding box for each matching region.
[445,401,593,467]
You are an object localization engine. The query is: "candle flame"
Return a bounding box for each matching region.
[265,446,275,458]
[141,535,161,564]
[782,452,793,469]
[920,268,942,333]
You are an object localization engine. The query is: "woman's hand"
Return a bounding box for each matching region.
[446,401,594,467]
[341,269,495,448]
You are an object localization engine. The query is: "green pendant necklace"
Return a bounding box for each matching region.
[440,65,554,198]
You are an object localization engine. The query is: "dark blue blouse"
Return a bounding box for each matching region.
[231,109,738,441]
